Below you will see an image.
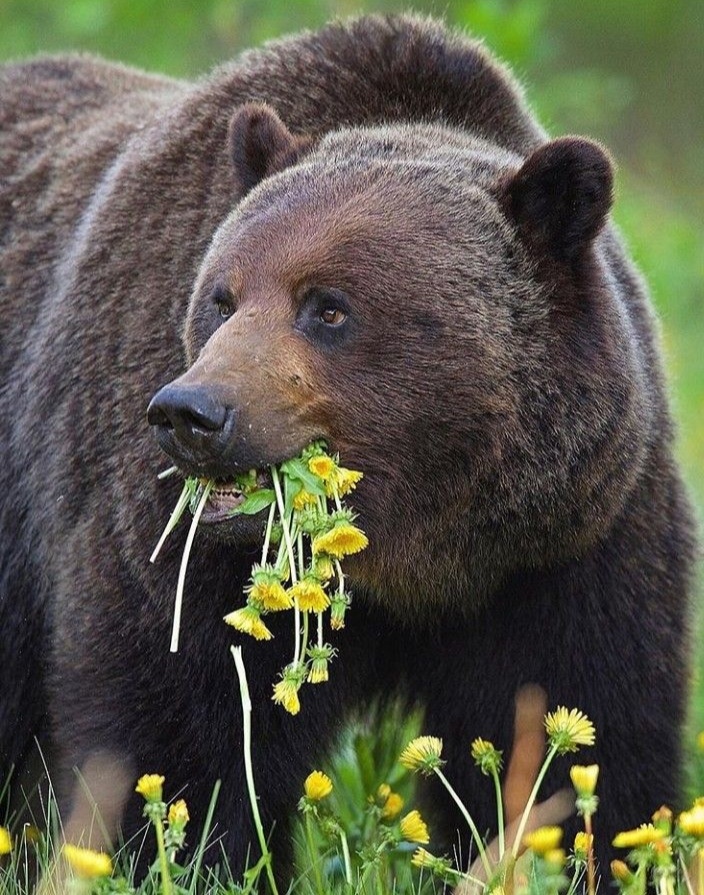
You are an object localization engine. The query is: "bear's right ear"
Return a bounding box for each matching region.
[228,103,311,196]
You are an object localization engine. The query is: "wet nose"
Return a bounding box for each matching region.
[147,383,229,443]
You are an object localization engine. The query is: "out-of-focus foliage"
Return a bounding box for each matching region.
[1,0,702,783]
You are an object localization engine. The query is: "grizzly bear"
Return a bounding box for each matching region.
[0,12,695,881]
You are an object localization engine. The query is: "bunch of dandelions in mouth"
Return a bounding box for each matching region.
[151,441,368,714]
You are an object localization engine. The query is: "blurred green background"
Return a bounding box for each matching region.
[1,0,702,787]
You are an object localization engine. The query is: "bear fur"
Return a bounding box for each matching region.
[0,13,695,879]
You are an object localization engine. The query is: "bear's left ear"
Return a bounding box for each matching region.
[228,103,312,196]
[501,137,614,263]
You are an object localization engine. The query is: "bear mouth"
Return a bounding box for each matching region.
[199,471,272,526]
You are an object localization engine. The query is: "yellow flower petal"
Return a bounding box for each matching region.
[400,810,430,844]
[0,827,12,855]
[380,792,404,820]
[135,773,165,802]
[523,826,563,855]
[249,579,292,611]
[63,844,113,878]
[399,736,443,774]
[312,523,368,559]
[308,455,336,480]
[224,606,273,640]
[544,707,595,754]
[570,764,599,797]
[612,824,666,848]
[678,804,704,838]
[272,679,300,715]
[168,799,190,827]
[304,771,333,801]
[289,579,330,613]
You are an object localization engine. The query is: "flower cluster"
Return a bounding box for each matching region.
[154,442,367,714]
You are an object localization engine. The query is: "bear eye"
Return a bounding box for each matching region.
[211,286,235,320]
[320,307,347,326]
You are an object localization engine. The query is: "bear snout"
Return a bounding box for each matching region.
[147,382,234,467]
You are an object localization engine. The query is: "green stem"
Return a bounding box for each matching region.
[698,846,703,895]
[150,479,191,563]
[305,812,325,895]
[260,501,277,566]
[339,828,353,888]
[271,467,297,584]
[510,743,559,859]
[491,765,505,859]
[170,480,213,652]
[435,767,492,878]
[154,815,173,895]
[317,611,324,649]
[231,647,279,895]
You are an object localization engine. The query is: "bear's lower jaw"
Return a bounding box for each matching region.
[199,483,248,524]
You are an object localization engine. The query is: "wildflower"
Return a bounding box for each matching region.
[611,860,635,884]
[678,803,704,838]
[168,799,190,828]
[652,805,673,835]
[293,489,317,511]
[224,605,273,640]
[307,644,336,684]
[381,792,404,820]
[573,831,593,860]
[411,847,455,876]
[247,565,292,611]
[135,774,165,802]
[544,707,595,754]
[272,678,301,715]
[326,467,363,498]
[0,827,11,855]
[63,844,113,878]
[377,784,391,802]
[308,455,336,480]
[570,764,599,797]
[304,771,333,801]
[612,824,666,848]
[471,738,503,775]
[289,577,330,613]
[312,555,335,581]
[400,810,430,844]
[312,513,368,558]
[543,849,566,870]
[399,736,444,775]
[330,592,351,629]
[523,826,563,855]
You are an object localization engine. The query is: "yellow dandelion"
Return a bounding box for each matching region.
[312,523,368,559]
[400,810,430,844]
[399,736,444,775]
[678,804,704,838]
[135,773,165,802]
[272,679,301,715]
[304,771,333,801]
[0,827,11,855]
[411,847,436,869]
[326,467,363,498]
[223,606,273,641]
[377,783,391,802]
[308,455,336,480]
[544,848,566,869]
[381,792,404,820]
[570,764,599,797]
[289,578,330,613]
[307,662,329,684]
[544,707,595,754]
[523,826,563,855]
[168,799,190,827]
[312,555,335,581]
[611,860,634,883]
[63,844,113,878]
[612,824,666,848]
[471,738,503,775]
[573,832,593,858]
[249,579,292,612]
[293,489,318,511]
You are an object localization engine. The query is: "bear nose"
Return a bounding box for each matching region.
[147,383,229,441]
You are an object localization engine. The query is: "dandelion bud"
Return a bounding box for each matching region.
[652,805,673,834]
[570,764,599,797]
[611,860,634,884]
[411,847,456,878]
[168,799,190,829]
[573,831,593,860]
[471,738,503,775]
[304,771,333,801]
[330,593,351,630]
[63,844,112,879]
[380,792,404,821]
[135,774,165,803]
[377,784,391,803]
[0,827,12,855]
[307,644,336,684]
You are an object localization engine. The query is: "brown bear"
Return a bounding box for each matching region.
[0,12,695,882]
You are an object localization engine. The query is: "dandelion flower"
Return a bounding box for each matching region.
[471,738,503,775]
[399,736,444,775]
[304,771,333,801]
[570,764,599,797]
[308,455,336,480]
[135,774,165,802]
[224,605,273,641]
[411,847,454,877]
[411,847,436,869]
[400,810,430,844]
[307,644,336,684]
[326,467,363,498]
[612,824,666,848]
[312,555,335,582]
[63,844,113,878]
[381,792,404,820]
[377,784,391,802]
[0,827,11,855]
[678,803,704,838]
[523,826,563,855]
[544,849,566,869]
[611,860,634,883]
[168,799,190,827]
[544,707,595,754]
[330,593,351,630]
[573,832,593,859]
[312,522,368,558]
[289,577,330,613]
[247,567,292,611]
[272,678,301,715]
[293,489,318,511]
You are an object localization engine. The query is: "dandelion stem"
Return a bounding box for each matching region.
[339,828,353,888]
[271,467,297,584]
[584,812,596,895]
[317,611,323,649]
[491,765,505,859]
[157,465,179,480]
[170,481,212,652]
[260,501,277,566]
[150,480,191,563]
[231,646,279,895]
[153,811,173,895]
[434,767,492,878]
[305,812,325,895]
[510,742,559,859]
[699,847,704,895]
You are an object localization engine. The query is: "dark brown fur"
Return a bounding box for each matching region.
[0,14,695,880]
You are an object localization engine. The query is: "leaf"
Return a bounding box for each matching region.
[229,489,276,516]
[280,457,326,496]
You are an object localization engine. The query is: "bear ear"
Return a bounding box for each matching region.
[502,137,614,263]
[228,103,311,195]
